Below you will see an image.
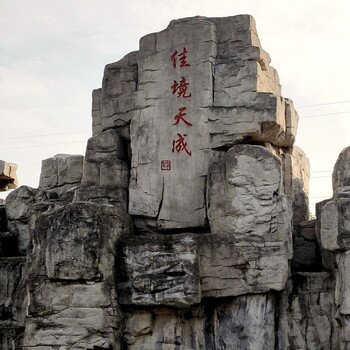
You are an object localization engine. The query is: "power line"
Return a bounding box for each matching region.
[0,140,86,150]
[0,130,90,141]
[297,100,350,108]
[300,111,350,119]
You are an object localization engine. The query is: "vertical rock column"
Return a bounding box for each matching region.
[318,146,350,348]
[21,202,131,349]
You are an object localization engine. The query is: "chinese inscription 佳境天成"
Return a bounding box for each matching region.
[161,47,193,170]
[171,47,192,157]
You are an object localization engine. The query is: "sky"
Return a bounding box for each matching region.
[1,0,350,214]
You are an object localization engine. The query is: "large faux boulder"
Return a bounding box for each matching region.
[75,129,129,211]
[319,198,350,252]
[22,202,131,349]
[39,154,83,200]
[101,15,300,231]
[333,146,350,195]
[0,160,18,191]
[287,272,338,349]
[207,144,292,242]
[118,232,290,305]
[4,186,38,255]
[117,234,200,308]
[283,146,310,224]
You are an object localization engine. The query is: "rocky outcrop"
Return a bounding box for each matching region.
[3,14,349,350]
[39,154,84,201]
[0,160,18,191]
[75,129,129,211]
[22,202,131,349]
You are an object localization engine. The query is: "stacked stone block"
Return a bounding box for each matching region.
[1,14,347,350]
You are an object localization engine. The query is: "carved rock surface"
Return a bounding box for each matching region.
[287,272,338,350]
[39,154,83,200]
[21,202,131,349]
[334,251,350,348]
[0,14,320,350]
[122,294,275,350]
[292,220,322,272]
[283,146,310,223]
[207,144,292,247]
[0,257,26,327]
[118,233,289,304]
[211,294,275,350]
[0,160,18,191]
[5,186,38,255]
[75,129,129,211]
[333,146,350,195]
[198,234,289,297]
[320,198,350,252]
[103,15,300,230]
[117,234,200,307]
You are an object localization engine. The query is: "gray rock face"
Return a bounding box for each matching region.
[95,15,299,231]
[0,14,327,350]
[283,146,310,223]
[292,220,321,272]
[118,232,289,305]
[0,160,18,191]
[122,294,275,350]
[39,153,83,200]
[5,186,38,255]
[333,146,350,195]
[320,198,350,252]
[75,129,129,211]
[118,234,200,308]
[21,202,131,349]
[0,257,26,327]
[207,144,291,238]
[212,294,275,350]
[287,272,338,350]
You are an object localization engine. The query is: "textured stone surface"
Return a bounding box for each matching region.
[207,145,292,249]
[335,251,350,348]
[39,154,83,200]
[117,234,200,307]
[21,202,131,349]
[283,146,310,223]
[122,294,275,350]
[92,88,102,136]
[211,294,275,350]
[292,220,322,272]
[75,129,129,211]
[333,146,350,195]
[119,15,299,230]
[123,307,206,350]
[0,14,324,350]
[0,257,26,328]
[198,233,290,297]
[5,186,38,255]
[118,233,289,304]
[0,161,18,191]
[320,198,350,252]
[287,272,339,350]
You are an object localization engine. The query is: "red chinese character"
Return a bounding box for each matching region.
[172,133,192,156]
[173,107,192,126]
[171,47,190,69]
[161,160,171,170]
[171,77,192,98]
[179,47,190,67]
[171,50,178,69]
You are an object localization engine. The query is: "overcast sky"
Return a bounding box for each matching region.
[1,0,349,213]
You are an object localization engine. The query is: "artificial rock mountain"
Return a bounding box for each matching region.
[0,15,347,350]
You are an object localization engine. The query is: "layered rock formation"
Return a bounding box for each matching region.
[0,160,18,191]
[0,15,346,349]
